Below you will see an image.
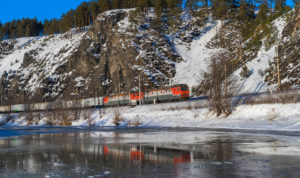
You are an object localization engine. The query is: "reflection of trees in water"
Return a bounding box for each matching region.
[0,132,236,176]
[205,136,233,162]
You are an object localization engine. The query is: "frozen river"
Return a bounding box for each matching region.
[1,127,300,177]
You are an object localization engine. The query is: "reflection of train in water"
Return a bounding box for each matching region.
[103,144,193,163]
[0,84,189,113]
[100,142,232,164]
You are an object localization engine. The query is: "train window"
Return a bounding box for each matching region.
[177,88,179,91]
[181,86,188,91]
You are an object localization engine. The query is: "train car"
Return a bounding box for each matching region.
[66,100,81,109]
[99,97,104,106]
[130,92,145,105]
[30,102,53,111]
[80,97,103,108]
[52,100,67,110]
[0,105,11,112]
[11,104,27,112]
[144,84,190,103]
[103,94,131,107]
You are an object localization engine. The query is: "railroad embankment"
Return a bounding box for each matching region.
[1,101,300,132]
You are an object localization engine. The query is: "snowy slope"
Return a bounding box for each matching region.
[0,30,86,97]
[232,16,288,94]
[0,8,298,101]
[174,16,222,88]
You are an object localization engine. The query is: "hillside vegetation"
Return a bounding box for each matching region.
[0,1,299,106]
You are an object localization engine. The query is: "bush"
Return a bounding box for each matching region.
[113,110,124,126]
[128,115,142,127]
[240,65,251,78]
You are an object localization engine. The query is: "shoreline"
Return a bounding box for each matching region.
[1,102,300,132]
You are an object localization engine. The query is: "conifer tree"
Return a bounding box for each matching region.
[256,0,269,25]
[185,0,200,16]
[137,0,151,15]
[211,0,231,20]
[0,22,2,40]
[61,10,75,32]
[294,0,300,7]
[201,0,209,7]
[2,23,10,39]
[275,0,286,12]
[98,0,111,13]
[89,2,99,22]
[151,0,165,30]
[75,2,90,28]
[111,0,124,9]
[238,0,255,22]
[167,0,181,43]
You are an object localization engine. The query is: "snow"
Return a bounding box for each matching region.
[0,10,298,133]
[174,16,222,88]
[232,15,288,94]
[1,101,300,132]
[0,30,86,97]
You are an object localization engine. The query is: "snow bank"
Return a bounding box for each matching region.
[174,16,222,88]
[1,101,300,132]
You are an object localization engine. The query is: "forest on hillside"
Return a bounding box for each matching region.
[0,0,298,41]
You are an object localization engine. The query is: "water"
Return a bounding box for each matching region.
[1,127,300,177]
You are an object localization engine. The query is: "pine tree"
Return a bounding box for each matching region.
[185,0,200,16]
[61,10,75,32]
[211,0,230,20]
[0,21,2,40]
[44,19,60,35]
[294,0,300,7]
[75,2,90,28]
[137,0,151,16]
[256,0,269,25]
[238,0,255,22]
[167,0,181,43]
[151,0,165,30]
[89,2,99,22]
[122,0,137,8]
[2,23,10,39]
[111,0,124,9]
[98,0,111,13]
[201,0,209,7]
[275,0,286,12]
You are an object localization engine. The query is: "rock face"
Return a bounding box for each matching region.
[265,9,300,89]
[0,9,182,105]
[0,8,299,105]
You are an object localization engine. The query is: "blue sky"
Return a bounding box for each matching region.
[0,0,295,24]
[0,0,87,23]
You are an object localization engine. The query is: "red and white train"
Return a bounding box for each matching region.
[0,84,190,112]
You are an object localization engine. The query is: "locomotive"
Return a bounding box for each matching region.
[0,84,189,113]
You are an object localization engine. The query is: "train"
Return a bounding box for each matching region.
[0,84,190,113]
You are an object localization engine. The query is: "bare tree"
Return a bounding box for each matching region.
[206,54,236,116]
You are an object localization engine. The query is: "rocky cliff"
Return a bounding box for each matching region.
[0,8,299,105]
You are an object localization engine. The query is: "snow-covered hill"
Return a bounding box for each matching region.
[0,8,299,105]
[1,32,86,95]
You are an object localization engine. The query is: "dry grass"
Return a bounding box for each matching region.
[162,102,206,111]
[268,108,278,121]
[247,92,300,105]
[82,109,94,126]
[44,111,54,126]
[59,110,72,126]
[113,110,124,126]
[128,115,142,127]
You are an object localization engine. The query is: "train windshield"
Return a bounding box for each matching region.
[180,86,188,91]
